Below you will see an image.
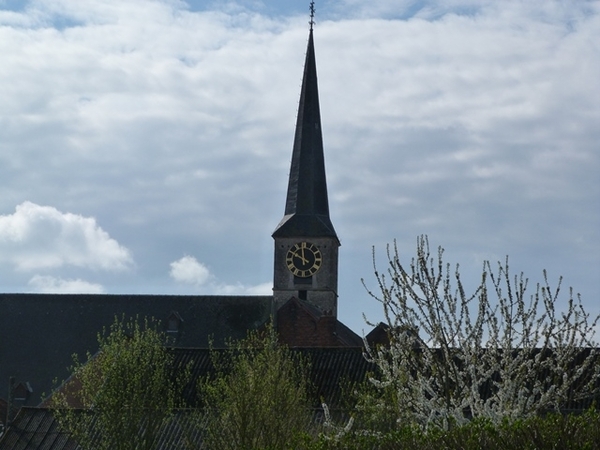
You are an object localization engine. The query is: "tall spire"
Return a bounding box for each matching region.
[272,19,338,240]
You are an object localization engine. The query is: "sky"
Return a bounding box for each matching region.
[1,0,599,336]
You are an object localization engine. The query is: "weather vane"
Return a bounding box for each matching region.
[309,1,315,30]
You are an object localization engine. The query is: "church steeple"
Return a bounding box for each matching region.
[272,28,338,241]
[272,10,340,318]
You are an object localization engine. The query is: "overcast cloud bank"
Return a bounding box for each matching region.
[0,0,598,331]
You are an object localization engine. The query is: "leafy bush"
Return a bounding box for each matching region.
[304,408,600,450]
[199,325,312,450]
[51,316,188,450]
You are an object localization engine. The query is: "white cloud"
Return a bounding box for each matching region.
[0,201,133,271]
[169,255,211,286]
[28,274,105,294]
[169,255,271,294]
[214,281,273,296]
[243,282,273,295]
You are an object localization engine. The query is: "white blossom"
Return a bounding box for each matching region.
[362,236,600,429]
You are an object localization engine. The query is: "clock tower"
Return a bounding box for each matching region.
[272,24,340,318]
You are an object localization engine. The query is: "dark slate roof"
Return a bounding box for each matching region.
[331,318,364,348]
[0,407,204,450]
[272,29,338,240]
[0,408,75,450]
[298,347,374,408]
[170,347,374,409]
[0,348,374,449]
[0,293,272,405]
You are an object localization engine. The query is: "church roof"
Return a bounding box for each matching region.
[171,346,373,409]
[0,293,363,408]
[0,293,272,405]
[0,407,203,450]
[273,30,338,240]
[0,347,375,450]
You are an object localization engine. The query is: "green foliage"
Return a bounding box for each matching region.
[302,408,600,450]
[199,325,312,450]
[51,316,188,450]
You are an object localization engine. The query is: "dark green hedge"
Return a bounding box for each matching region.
[302,409,600,450]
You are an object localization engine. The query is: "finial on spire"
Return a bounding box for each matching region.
[309,1,315,30]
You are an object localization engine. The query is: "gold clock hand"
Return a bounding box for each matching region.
[294,251,309,264]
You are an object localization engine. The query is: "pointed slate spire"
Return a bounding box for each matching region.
[272,29,338,241]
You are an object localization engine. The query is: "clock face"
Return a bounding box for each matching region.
[286,241,322,277]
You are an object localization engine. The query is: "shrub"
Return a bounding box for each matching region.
[199,325,312,450]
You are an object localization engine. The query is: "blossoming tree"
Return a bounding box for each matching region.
[362,236,599,429]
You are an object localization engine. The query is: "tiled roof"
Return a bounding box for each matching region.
[0,293,272,405]
[0,347,373,449]
[0,407,75,450]
[170,347,375,408]
[298,347,374,408]
[0,408,204,450]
